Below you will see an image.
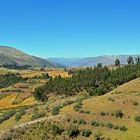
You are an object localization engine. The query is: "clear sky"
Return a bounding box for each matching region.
[0,0,140,58]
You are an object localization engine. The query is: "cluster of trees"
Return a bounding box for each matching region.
[0,73,23,88]
[34,60,140,101]
[115,56,140,66]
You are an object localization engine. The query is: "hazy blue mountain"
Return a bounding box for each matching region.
[49,55,139,67]
[48,58,81,67]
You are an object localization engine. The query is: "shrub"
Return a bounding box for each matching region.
[79,110,85,113]
[78,119,87,125]
[67,118,71,122]
[111,113,114,116]
[50,123,64,136]
[91,120,100,127]
[100,112,106,116]
[106,122,114,129]
[34,85,48,102]
[67,125,80,138]
[85,110,90,114]
[134,115,140,122]
[114,110,124,118]
[73,103,82,112]
[51,106,61,116]
[94,132,105,140]
[133,101,138,106]
[81,129,92,137]
[119,126,127,131]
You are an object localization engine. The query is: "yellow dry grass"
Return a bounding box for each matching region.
[0,94,36,110]
[0,68,69,78]
[108,78,140,95]
[61,78,140,140]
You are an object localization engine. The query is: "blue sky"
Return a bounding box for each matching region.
[0,0,140,58]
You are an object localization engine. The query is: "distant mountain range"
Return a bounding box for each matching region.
[49,55,140,67]
[0,46,61,67]
[0,46,139,68]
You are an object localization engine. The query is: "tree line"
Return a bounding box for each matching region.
[115,56,140,66]
[34,56,140,101]
[1,63,32,70]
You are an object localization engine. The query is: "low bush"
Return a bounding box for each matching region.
[78,119,87,125]
[100,112,106,116]
[91,120,100,127]
[114,110,124,118]
[85,110,90,114]
[119,126,127,131]
[49,123,64,136]
[51,106,61,116]
[106,122,114,129]
[67,125,80,138]
[133,101,138,106]
[94,132,105,140]
[79,110,85,113]
[81,129,92,137]
[134,115,140,122]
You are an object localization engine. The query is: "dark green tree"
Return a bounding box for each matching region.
[127,56,134,65]
[97,63,102,68]
[135,56,140,64]
[115,58,120,66]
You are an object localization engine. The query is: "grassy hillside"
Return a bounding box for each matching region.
[1,78,140,139]
[1,67,140,140]
[61,79,140,140]
[0,46,61,67]
[0,68,68,133]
